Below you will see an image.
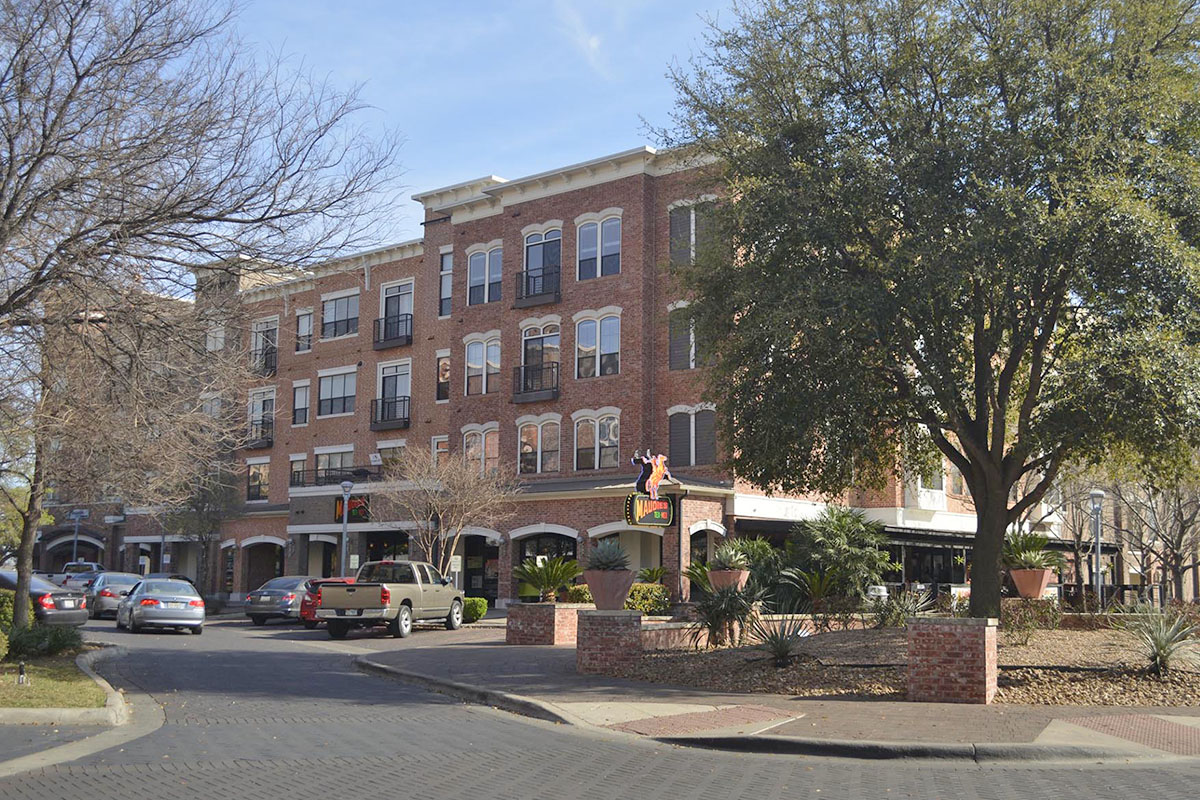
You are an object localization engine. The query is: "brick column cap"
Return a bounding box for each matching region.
[509,602,594,609]
[579,609,642,618]
[907,616,998,627]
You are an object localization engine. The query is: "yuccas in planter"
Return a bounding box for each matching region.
[583,540,636,610]
[1002,533,1064,600]
[706,543,750,591]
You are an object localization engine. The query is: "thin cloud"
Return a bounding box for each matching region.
[554,0,612,79]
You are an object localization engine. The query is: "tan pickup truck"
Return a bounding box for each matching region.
[314,560,465,639]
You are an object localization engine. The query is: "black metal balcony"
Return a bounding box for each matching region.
[370,396,411,431]
[250,347,277,377]
[512,362,559,403]
[514,268,561,308]
[289,465,382,488]
[247,417,273,448]
[373,314,413,349]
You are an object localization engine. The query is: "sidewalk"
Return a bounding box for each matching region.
[358,628,1200,761]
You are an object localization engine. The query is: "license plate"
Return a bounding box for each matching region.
[343,609,361,616]
[166,602,184,609]
[255,596,270,603]
[61,599,75,608]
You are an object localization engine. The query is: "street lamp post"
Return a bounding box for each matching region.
[66,508,89,563]
[340,480,354,578]
[1089,489,1105,609]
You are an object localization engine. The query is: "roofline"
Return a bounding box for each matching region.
[481,146,657,199]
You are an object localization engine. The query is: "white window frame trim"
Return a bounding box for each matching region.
[574,209,624,281]
[378,279,415,320]
[316,366,358,419]
[515,412,562,476]
[463,336,501,397]
[376,358,413,400]
[438,249,454,320]
[667,403,716,467]
[290,379,311,428]
[571,307,623,379]
[294,308,314,354]
[570,407,622,471]
[435,348,451,405]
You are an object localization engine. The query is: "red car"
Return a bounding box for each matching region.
[300,577,355,629]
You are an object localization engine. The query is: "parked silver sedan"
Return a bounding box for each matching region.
[245,575,315,625]
[116,579,205,635]
[86,572,142,619]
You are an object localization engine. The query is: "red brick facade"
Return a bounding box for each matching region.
[907,617,998,704]
[576,610,643,673]
[505,602,589,646]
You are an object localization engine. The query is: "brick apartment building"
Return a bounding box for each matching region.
[36,145,1094,605]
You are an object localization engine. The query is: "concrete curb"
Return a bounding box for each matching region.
[654,734,1168,763]
[0,646,130,727]
[354,656,1170,764]
[354,657,592,728]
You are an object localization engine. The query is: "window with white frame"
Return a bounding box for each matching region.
[574,410,619,471]
[322,292,359,339]
[668,304,703,370]
[463,425,500,474]
[520,322,559,392]
[465,337,500,395]
[318,369,356,416]
[249,388,274,426]
[518,418,559,474]
[292,382,310,425]
[377,440,405,466]
[669,200,715,267]
[575,312,620,378]
[289,455,306,487]
[295,310,313,352]
[438,252,453,317]
[668,406,716,467]
[205,325,225,352]
[251,318,278,373]
[432,435,449,466]
[380,281,414,339]
[377,361,411,423]
[201,395,222,418]
[247,460,270,501]
[525,229,561,279]
[578,217,621,279]
[316,449,353,475]
[436,354,451,401]
[468,246,502,305]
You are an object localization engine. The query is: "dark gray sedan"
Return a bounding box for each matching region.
[0,570,88,627]
[116,579,205,635]
[85,572,142,619]
[245,575,315,625]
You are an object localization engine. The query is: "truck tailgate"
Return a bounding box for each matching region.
[319,582,386,611]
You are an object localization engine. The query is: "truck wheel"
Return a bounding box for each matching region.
[303,620,319,630]
[445,600,463,631]
[250,615,266,626]
[328,621,348,639]
[191,625,203,635]
[390,605,412,638]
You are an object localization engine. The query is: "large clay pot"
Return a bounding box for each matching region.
[708,569,750,591]
[583,569,636,610]
[1010,568,1053,599]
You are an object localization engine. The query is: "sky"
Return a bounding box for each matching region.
[236,0,734,243]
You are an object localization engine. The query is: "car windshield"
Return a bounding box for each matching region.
[260,577,304,591]
[0,571,62,594]
[104,575,140,586]
[143,581,198,596]
[357,563,415,583]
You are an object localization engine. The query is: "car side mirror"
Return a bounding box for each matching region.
[441,578,452,586]
[119,591,129,597]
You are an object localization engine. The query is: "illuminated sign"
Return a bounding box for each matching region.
[632,450,673,500]
[625,493,674,527]
[334,495,370,523]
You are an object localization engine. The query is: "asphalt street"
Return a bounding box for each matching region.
[2,617,1199,799]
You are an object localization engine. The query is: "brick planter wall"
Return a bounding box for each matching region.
[577,610,643,673]
[907,617,998,704]
[505,602,592,646]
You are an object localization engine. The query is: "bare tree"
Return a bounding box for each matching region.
[1112,478,1200,602]
[370,447,520,577]
[158,465,243,599]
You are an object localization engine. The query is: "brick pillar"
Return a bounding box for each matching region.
[506,602,590,645]
[907,617,998,704]
[577,610,642,674]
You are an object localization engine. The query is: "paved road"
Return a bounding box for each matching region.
[2,617,1199,799]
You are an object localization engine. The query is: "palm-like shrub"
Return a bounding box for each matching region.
[750,614,812,667]
[691,586,756,647]
[1002,532,1066,570]
[683,561,712,594]
[781,568,840,609]
[1111,605,1198,676]
[512,557,582,602]
[787,506,892,598]
[637,566,666,584]
[709,543,750,571]
[586,540,630,570]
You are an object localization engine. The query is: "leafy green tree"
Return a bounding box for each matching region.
[786,506,893,598]
[666,0,1200,615]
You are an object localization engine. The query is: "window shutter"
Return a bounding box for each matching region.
[693,410,716,465]
[669,413,692,467]
[669,207,690,266]
[669,309,690,370]
[693,202,714,257]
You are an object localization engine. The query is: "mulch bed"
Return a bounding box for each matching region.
[612,628,1200,706]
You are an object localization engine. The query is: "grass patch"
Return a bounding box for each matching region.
[0,653,106,709]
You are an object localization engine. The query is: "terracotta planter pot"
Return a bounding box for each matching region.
[708,569,750,591]
[583,569,636,610]
[1010,568,1053,599]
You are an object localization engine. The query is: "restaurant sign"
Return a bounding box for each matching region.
[624,451,675,527]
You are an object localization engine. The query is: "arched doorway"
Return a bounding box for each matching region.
[242,536,285,592]
[451,528,501,606]
[587,522,665,576]
[509,524,579,602]
[39,530,105,571]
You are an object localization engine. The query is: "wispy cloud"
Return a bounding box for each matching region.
[554,0,611,79]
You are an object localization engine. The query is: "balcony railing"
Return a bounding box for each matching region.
[370,396,411,431]
[512,362,559,403]
[289,464,383,488]
[250,347,277,376]
[247,417,273,448]
[373,314,413,349]
[514,268,561,308]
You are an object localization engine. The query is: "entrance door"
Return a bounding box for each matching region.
[365,531,409,562]
[463,537,499,605]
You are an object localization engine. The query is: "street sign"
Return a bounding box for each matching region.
[449,554,462,573]
[67,508,90,520]
[162,552,171,565]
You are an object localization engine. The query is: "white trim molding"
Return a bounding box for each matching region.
[666,402,716,416]
[320,287,360,302]
[571,306,623,323]
[465,238,504,258]
[317,364,358,378]
[376,438,407,449]
[442,526,503,545]
[289,453,307,462]
[570,406,622,421]
[308,534,339,545]
[509,523,579,541]
[439,243,455,254]
[518,313,561,331]
[42,534,105,551]
[460,421,500,436]
[586,521,665,539]
[520,219,564,238]
[666,194,718,212]
[688,519,728,537]
[240,535,287,549]
[514,411,562,428]
[667,299,691,312]
[220,538,236,550]
[313,443,354,455]
[245,455,271,466]
[462,329,502,346]
[574,207,624,226]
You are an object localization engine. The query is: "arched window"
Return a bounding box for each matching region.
[465,338,500,395]
[575,315,620,377]
[578,217,621,280]
[574,414,619,470]
[519,421,559,474]
[468,247,503,305]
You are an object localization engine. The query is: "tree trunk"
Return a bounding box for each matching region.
[12,450,44,631]
[969,499,1007,618]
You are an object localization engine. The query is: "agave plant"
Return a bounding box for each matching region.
[683,561,712,594]
[637,566,666,584]
[690,585,757,647]
[709,543,750,571]
[512,556,582,602]
[1111,604,1199,676]
[750,614,812,667]
[586,540,631,571]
